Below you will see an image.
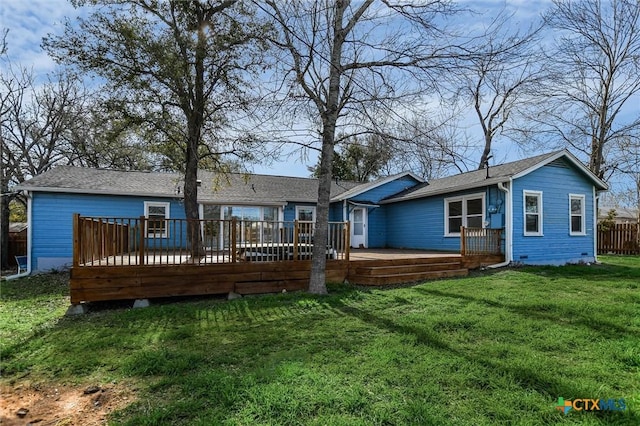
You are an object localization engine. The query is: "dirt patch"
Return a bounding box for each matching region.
[0,381,136,425]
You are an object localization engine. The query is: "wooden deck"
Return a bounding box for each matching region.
[70,216,504,304]
[69,249,504,304]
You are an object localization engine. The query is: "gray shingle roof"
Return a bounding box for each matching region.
[381,150,607,203]
[330,171,423,202]
[15,166,361,204]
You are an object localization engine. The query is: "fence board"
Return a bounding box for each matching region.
[598,223,639,255]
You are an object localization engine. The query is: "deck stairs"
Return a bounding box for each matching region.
[347,255,468,286]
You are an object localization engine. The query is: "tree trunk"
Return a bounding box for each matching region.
[0,139,9,269]
[183,7,208,259]
[309,130,336,294]
[308,1,346,295]
[184,133,204,258]
[0,190,9,270]
[478,132,492,170]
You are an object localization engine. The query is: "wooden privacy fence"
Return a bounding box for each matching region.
[460,227,503,256]
[73,214,350,267]
[598,223,639,255]
[8,228,27,266]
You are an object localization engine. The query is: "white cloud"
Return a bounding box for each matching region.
[1,0,82,78]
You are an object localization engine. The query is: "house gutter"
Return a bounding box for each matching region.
[594,188,600,264]
[5,191,32,280]
[488,180,512,269]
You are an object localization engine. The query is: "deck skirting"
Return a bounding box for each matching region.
[70,254,504,303]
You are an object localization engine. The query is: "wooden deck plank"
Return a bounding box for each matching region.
[69,250,502,303]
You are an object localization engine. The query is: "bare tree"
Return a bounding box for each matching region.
[450,12,546,169]
[0,66,85,268]
[538,0,640,180]
[384,114,472,180]
[260,0,465,293]
[44,0,269,257]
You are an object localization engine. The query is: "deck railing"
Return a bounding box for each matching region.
[460,227,503,256]
[73,214,350,267]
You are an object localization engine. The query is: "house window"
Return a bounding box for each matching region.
[295,206,316,222]
[445,193,485,236]
[569,194,585,235]
[144,201,170,238]
[523,191,543,236]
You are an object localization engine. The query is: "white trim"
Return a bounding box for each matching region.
[444,192,486,236]
[512,150,608,190]
[144,201,171,238]
[569,193,586,236]
[488,180,512,267]
[350,206,368,248]
[523,190,543,236]
[295,205,316,223]
[331,171,424,202]
[594,188,599,262]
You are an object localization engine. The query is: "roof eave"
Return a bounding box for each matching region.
[512,150,608,190]
[331,172,424,202]
[15,185,180,199]
[380,177,509,204]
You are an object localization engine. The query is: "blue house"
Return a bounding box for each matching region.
[14,149,607,274]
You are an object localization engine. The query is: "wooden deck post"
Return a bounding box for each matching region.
[344,221,350,261]
[139,216,146,266]
[231,218,237,263]
[460,226,466,256]
[293,220,299,261]
[72,213,80,267]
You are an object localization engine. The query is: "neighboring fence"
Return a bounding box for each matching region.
[73,214,350,267]
[598,223,639,255]
[460,227,503,256]
[8,227,27,266]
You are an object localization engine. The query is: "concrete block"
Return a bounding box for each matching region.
[65,304,88,316]
[227,292,242,300]
[133,299,150,308]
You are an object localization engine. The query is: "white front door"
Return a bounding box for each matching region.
[350,207,367,248]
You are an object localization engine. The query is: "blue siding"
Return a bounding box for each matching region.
[367,207,387,248]
[350,176,420,204]
[386,186,504,251]
[512,161,596,265]
[283,203,297,222]
[329,202,343,222]
[30,192,184,271]
[348,175,421,248]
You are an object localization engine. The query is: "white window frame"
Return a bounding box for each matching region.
[523,190,543,236]
[295,205,316,223]
[144,201,170,238]
[444,193,486,236]
[569,194,586,236]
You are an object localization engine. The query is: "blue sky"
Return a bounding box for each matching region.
[3,0,635,199]
[1,0,556,178]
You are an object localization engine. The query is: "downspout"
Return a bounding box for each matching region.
[488,180,512,268]
[5,191,32,280]
[594,188,600,264]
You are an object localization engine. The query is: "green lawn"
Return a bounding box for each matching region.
[1,256,639,425]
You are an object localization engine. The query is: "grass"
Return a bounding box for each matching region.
[1,255,639,425]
